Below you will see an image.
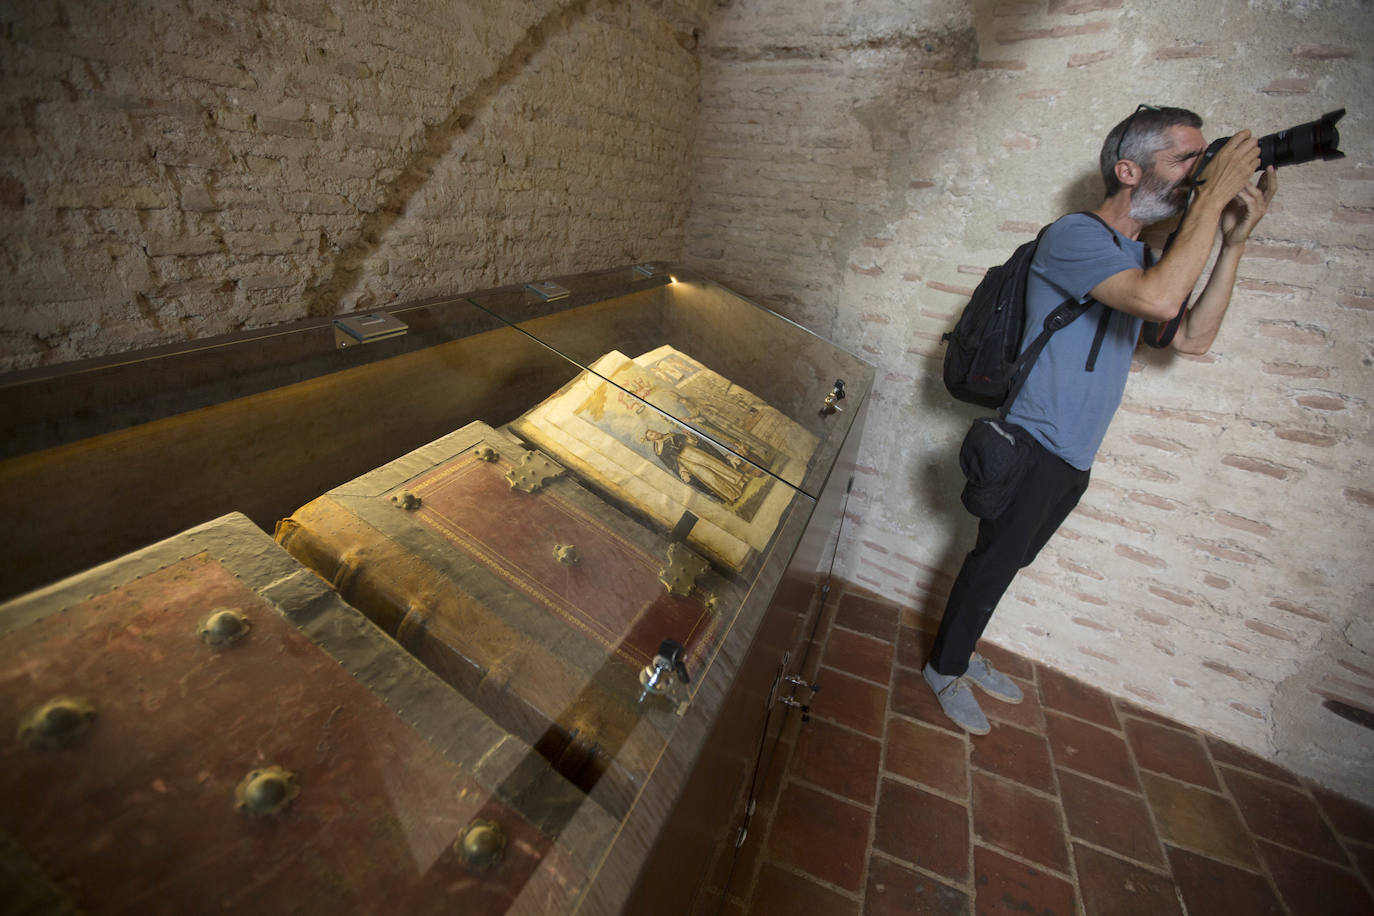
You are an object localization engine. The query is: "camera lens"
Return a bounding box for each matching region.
[1257,109,1345,170]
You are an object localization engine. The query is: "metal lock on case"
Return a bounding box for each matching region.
[821,378,846,415]
[639,638,692,706]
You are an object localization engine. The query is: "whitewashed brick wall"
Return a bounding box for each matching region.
[0,0,712,371]
[685,0,1374,803]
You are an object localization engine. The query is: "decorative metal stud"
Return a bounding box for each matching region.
[554,544,580,566]
[505,451,564,493]
[234,765,300,818]
[391,490,422,510]
[658,542,709,597]
[199,608,251,647]
[456,819,506,873]
[473,445,498,462]
[18,697,96,751]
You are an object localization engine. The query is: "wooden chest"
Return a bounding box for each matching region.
[0,513,614,914]
[275,422,739,819]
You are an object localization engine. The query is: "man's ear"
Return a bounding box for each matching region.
[1114,159,1142,190]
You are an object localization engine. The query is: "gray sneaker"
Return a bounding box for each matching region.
[965,653,1024,704]
[923,663,990,735]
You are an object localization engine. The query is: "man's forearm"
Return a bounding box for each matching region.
[1133,193,1230,317]
[1090,193,1229,322]
[1172,240,1244,354]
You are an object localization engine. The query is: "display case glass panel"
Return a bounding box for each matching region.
[465,264,871,498]
[0,264,873,914]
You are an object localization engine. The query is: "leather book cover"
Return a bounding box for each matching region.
[275,422,740,819]
[0,512,615,914]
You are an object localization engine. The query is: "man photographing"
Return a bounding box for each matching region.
[925,105,1279,734]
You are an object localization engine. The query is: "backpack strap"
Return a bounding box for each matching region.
[999,297,1091,418]
[1001,212,1151,417]
[1078,211,1148,373]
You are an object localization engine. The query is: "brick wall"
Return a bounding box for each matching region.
[686,0,1374,803]
[0,0,711,371]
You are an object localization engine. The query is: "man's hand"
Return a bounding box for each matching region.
[1220,166,1277,247]
[1195,130,1262,212]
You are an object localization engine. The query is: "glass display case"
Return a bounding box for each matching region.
[0,263,874,914]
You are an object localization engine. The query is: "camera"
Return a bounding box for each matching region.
[1196,108,1345,177]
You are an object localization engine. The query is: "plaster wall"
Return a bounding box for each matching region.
[0,0,711,371]
[685,0,1374,803]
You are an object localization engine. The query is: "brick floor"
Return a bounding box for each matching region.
[724,587,1374,915]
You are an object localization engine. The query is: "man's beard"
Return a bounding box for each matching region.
[1129,168,1187,224]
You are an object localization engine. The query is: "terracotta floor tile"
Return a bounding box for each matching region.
[901,605,942,633]
[1257,839,1374,916]
[1058,769,1165,867]
[754,737,793,821]
[833,591,901,642]
[747,862,860,916]
[885,717,968,799]
[873,778,970,884]
[895,624,928,672]
[975,642,1036,680]
[890,666,963,735]
[981,678,1045,732]
[1223,768,1347,864]
[972,771,1070,873]
[766,782,871,893]
[1073,843,1183,916]
[1311,785,1374,845]
[1139,771,1259,868]
[1205,736,1300,784]
[791,719,881,806]
[970,722,1055,794]
[1037,666,1119,729]
[972,845,1077,916]
[1045,711,1139,789]
[864,854,969,916]
[1123,717,1218,789]
[823,627,895,685]
[814,667,888,738]
[1115,701,1181,728]
[1164,845,1285,916]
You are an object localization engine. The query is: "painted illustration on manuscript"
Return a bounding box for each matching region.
[509,347,818,571]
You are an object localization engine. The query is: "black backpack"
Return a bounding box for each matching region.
[941,212,1129,413]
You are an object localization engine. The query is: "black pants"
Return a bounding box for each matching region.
[929,436,1091,677]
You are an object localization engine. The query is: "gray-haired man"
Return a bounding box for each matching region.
[926,105,1278,733]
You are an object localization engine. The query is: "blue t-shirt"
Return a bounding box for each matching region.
[1004,213,1146,470]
